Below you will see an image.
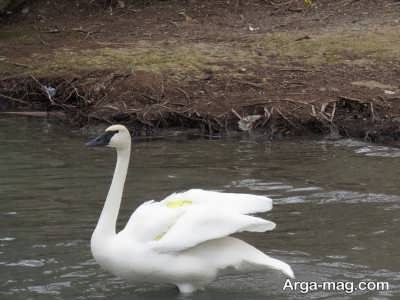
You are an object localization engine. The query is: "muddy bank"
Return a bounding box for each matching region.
[1,0,400,141]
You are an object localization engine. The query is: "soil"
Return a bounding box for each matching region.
[1,0,400,141]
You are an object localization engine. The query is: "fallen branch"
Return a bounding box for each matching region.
[279,68,311,72]
[339,95,364,103]
[71,27,99,40]
[330,102,336,122]
[231,108,242,119]
[235,80,267,89]
[370,102,376,121]
[30,75,56,104]
[276,107,296,127]
[42,28,61,34]
[0,111,66,118]
[0,93,29,105]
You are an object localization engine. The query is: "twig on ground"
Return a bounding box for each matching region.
[279,68,311,72]
[370,102,376,121]
[294,35,311,41]
[42,28,61,34]
[0,111,66,118]
[71,27,99,40]
[339,95,364,103]
[231,108,242,119]
[95,41,138,45]
[311,104,317,116]
[330,102,336,122]
[276,107,296,127]
[1,60,32,68]
[235,80,267,89]
[142,94,160,103]
[238,98,310,108]
[30,75,56,104]
[72,86,90,103]
[261,106,274,126]
[38,35,48,46]
[0,93,29,105]
[176,87,190,104]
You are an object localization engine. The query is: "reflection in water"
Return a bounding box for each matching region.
[327,139,400,158]
[0,118,400,299]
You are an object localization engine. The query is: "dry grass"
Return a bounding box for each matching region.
[2,26,400,79]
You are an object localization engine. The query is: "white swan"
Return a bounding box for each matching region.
[86,124,294,293]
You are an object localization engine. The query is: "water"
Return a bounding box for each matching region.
[1,118,399,300]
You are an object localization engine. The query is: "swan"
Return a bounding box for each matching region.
[86,124,294,293]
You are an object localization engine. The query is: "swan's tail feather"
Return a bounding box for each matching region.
[189,237,294,279]
[237,250,295,279]
[259,255,295,279]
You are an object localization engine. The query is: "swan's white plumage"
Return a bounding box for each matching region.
[124,189,276,251]
[161,189,273,214]
[88,125,294,294]
[122,200,184,242]
[149,203,276,252]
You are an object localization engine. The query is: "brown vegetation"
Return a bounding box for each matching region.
[1,0,400,140]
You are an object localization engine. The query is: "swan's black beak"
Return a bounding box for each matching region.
[86,131,117,147]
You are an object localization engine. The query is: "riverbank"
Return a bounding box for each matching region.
[1,0,400,141]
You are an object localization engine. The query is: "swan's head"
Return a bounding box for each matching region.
[86,124,131,150]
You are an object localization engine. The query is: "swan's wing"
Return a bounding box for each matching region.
[123,189,273,245]
[150,206,276,252]
[121,200,184,242]
[160,189,272,214]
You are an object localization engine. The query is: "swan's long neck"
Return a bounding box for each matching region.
[94,145,131,237]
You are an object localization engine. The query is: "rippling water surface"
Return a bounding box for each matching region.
[1,118,400,300]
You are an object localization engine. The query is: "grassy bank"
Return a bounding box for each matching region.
[1,0,400,141]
